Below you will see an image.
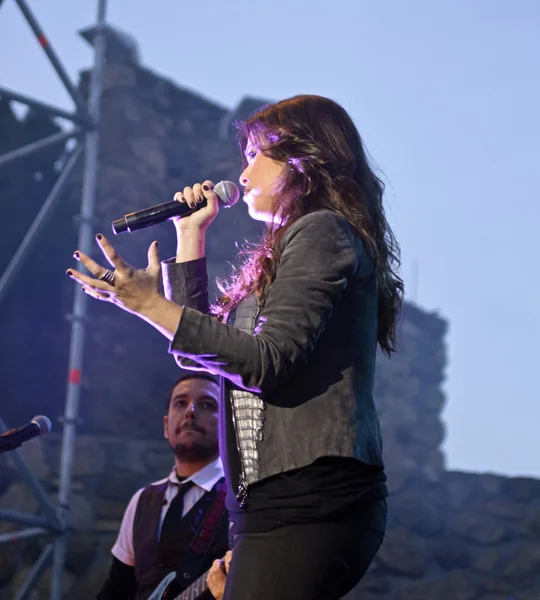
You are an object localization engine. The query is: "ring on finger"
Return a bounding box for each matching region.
[99,269,116,286]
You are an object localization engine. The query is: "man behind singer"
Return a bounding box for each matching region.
[97,372,229,600]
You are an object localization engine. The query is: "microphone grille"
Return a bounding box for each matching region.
[214,181,240,208]
[32,415,52,435]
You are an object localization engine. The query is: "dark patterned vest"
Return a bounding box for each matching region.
[132,478,229,600]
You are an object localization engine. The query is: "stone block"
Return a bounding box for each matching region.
[94,499,128,520]
[443,471,479,509]
[500,542,540,588]
[97,519,122,533]
[503,477,540,502]
[12,438,50,482]
[451,512,511,545]
[396,570,482,600]
[523,496,540,538]
[70,561,111,600]
[95,469,145,503]
[0,482,39,514]
[432,537,472,570]
[475,499,525,521]
[376,528,430,577]
[392,489,446,537]
[7,565,75,600]
[0,547,17,586]
[73,437,107,477]
[65,533,99,575]
[67,494,95,532]
[0,460,16,496]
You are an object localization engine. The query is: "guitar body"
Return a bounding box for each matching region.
[146,572,175,600]
[147,569,211,600]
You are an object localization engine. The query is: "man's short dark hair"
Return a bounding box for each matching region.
[165,372,220,413]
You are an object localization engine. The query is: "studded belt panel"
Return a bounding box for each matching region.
[227,295,265,507]
[230,389,266,507]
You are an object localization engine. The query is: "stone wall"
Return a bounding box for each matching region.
[376,302,447,475]
[0,434,171,600]
[1,435,539,599]
[350,469,540,600]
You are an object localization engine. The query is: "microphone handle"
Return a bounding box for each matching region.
[0,423,38,454]
[0,436,23,453]
[112,199,208,235]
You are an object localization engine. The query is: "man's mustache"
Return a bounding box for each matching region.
[177,422,205,435]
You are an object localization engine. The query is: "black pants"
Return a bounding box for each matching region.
[223,500,386,600]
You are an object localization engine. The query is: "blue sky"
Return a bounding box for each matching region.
[0,0,538,477]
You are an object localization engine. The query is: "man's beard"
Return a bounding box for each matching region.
[169,438,219,462]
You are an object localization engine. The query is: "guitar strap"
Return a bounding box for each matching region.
[169,479,227,593]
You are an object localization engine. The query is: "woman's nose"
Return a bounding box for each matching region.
[239,169,249,187]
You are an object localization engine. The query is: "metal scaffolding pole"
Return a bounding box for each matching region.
[50,0,107,597]
[14,544,54,600]
[0,1,107,598]
[0,127,82,168]
[13,0,88,115]
[0,143,83,304]
[0,418,61,529]
[0,86,90,125]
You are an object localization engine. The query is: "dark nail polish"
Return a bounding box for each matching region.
[202,185,209,191]
[73,251,80,259]
[66,270,72,277]
[197,196,204,203]
[96,234,103,241]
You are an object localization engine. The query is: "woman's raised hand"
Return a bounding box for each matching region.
[66,234,163,317]
[173,179,220,232]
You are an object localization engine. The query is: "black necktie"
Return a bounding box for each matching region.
[158,480,196,574]
[163,479,195,523]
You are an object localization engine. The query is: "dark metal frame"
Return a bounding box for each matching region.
[0,1,107,598]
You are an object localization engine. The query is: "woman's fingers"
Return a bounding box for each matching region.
[174,190,186,203]
[66,268,111,291]
[147,241,160,271]
[81,285,110,301]
[206,558,227,600]
[176,185,206,208]
[95,234,131,271]
[183,186,198,209]
[72,250,111,281]
[174,183,215,207]
[67,237,164,317]
[192,183,205,204]
[172,180,219,231]
[202,180,219,211]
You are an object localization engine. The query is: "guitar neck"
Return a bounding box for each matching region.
[174,569,209,600]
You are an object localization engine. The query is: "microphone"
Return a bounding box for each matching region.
[111,180,240,235]
[0,415,52,453]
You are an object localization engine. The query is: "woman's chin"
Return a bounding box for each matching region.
[247,204,273,223]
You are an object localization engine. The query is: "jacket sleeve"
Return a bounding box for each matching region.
[162,256,212,370]
[162,256,210,313]
[168,210,362,393]
[95,557,137,600]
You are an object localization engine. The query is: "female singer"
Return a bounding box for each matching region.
[67,94,403,600]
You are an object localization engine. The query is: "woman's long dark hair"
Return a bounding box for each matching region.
[212,95,404,356]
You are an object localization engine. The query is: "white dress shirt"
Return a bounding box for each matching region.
[112,457,224,566]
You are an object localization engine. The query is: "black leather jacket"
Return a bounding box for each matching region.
[162,210,384,509]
